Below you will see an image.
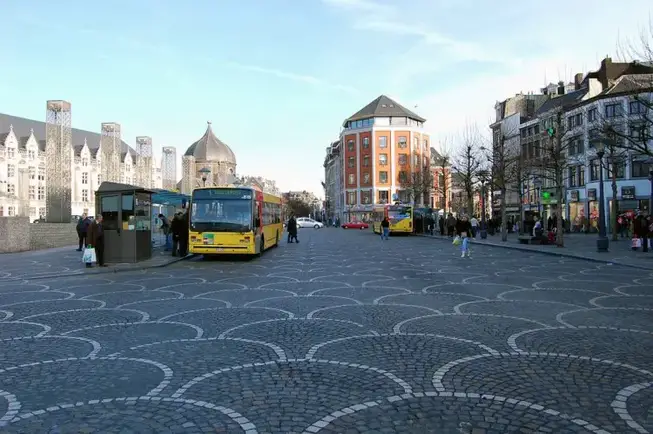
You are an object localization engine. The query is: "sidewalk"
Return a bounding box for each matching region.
[417,232,653,270]
[0,244,190,281]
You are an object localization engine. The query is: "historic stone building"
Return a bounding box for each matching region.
[0,108,163,221]
[181,122,238,194]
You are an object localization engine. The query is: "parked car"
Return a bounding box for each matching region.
[342,221,369,230]
[296,217,324,229]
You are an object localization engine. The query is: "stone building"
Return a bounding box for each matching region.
[181,122,238,194]
[0,111,163,221]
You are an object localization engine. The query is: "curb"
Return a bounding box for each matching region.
[414,234,653,271]
[9,254,197,281]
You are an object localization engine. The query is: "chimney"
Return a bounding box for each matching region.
[557,81,565,95]
[574,73,584,90]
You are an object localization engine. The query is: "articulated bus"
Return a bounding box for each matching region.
[372,203,414,235]
[188,186,283,256]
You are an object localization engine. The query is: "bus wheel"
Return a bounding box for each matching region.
[257,236,265,257]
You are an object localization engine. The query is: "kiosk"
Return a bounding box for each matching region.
[95,182,154,263]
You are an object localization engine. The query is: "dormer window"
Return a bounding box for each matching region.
[7,148,14,159]
[28,150,35,160]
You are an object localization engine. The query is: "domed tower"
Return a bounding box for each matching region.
[181,122,237,194]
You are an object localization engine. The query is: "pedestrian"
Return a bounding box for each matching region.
[456,215,473,258]
[158,213,171,250]
[446,214,456,237]
[170,212,183,256]
[470,215,479,238]
[380,216,390,240]
[178,211,189,256]
[86,215,106,267]
[287,214,298,243]
[75,213,90,252]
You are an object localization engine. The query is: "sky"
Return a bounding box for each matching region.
[0,0,651,198]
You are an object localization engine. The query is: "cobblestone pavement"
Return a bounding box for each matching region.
[0,228,652,433]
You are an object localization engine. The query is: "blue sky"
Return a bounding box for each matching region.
[1,0,651,196]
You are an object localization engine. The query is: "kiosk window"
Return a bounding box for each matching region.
[122,194,135,229]
[100,195,119,230]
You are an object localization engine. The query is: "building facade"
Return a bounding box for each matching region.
[0,109,163,221]
[429,147,452,211]
[517,57,653,229]
[181,122,237,194]
[337,95,430,221]
[323,140,343,222]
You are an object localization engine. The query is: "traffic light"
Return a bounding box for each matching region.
[547,127,555,137]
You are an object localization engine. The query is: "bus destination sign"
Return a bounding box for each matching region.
[193,188,252,200]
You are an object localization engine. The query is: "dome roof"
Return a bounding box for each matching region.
[184,122,236,164]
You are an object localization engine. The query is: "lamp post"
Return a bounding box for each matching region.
[479,172,488,239]
[199,167,211,187]
[596,142,609,252]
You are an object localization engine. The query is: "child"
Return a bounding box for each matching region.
[456,216,473,258]
[461,233,471,258]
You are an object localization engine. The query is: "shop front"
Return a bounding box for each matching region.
[587,189,599,233]
[567,190,586,232]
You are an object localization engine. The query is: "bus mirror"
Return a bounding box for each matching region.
[181,199,187,209]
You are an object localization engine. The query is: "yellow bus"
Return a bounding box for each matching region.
[372,203,414,235]
[188,186,282,256]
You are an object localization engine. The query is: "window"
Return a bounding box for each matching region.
[630,100,645,114]
[605,103,622,118]
[348,156,355,168]
[348,173,355,185]
[8,206,15,216]
[413,154,419,167]
[423,139,428,148]
[379,136,387,148]
[590,159,601,181]
[38,166,45,181]
[347,140,354,152]
[398,171,408,183]
[413,137,418,148]
[363,155,370,167]
[28,150,35,160]
[82,158,89,167]
[7,148,14,158]
[378,190,389,203]
[29,186,35,200]
[379,153,388,166]
[361,190,371,204]
[7,184,15,195]
[82,189,89,202]
[29,207,36,216]
[587,107,598,122]
[568,166,578,187]
[521,129,527,138]
[38,186,45,200]
[567,136,583,155]
[363,172,370,184]
[98,174,102,185]
[399,154,408,165]
[347,191,356,205]
[38,207,45,218]
[607,159,626,179]
[82,172,88,184]
[7,164,15,178]
[398,136,407,148]
[579,166,585,186]
[630,123,648,140]
[533,140,540,157]
[379,171,388,183]
[28,167,35,180]
[632,160,651,178]
[362,137,370,149]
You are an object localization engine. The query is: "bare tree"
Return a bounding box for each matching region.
[452,125,484,215]
[399,169,434,206]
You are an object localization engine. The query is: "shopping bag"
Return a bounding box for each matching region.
[632,238,642,249]
[453,236,462,246]
[82,247,97,263]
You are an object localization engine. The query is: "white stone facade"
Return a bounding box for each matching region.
[0,126,163,221]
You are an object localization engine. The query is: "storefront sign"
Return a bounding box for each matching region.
[621,186,636,200]
[570,190,579,202]
[587,189,597,201]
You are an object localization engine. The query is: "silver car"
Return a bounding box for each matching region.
[296,217,324,229]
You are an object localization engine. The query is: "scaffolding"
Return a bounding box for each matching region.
[136,136,153,188]
[101,122,122,183]
[45,100,72,223]
[161,146,177,190]
[181,155,195,194]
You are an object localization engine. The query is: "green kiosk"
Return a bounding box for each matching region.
[95,182,154,263]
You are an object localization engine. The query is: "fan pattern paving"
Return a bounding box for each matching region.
[0,230,652,433]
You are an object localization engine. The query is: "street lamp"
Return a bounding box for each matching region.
[199,167,211,187]
[595,142,609,252]
[479,171,488,239]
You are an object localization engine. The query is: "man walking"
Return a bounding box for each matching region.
[87,215,106,267]
[76,214,90,251]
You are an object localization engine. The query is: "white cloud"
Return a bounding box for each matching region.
[226,62,359,95]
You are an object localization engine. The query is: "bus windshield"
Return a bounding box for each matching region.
[190,198,252,232]
[388,206,411,220]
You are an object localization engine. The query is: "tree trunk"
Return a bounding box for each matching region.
[610,166,618,241]
[554,110,565,247]
[500,187,508,241]
[466,189,474,217]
